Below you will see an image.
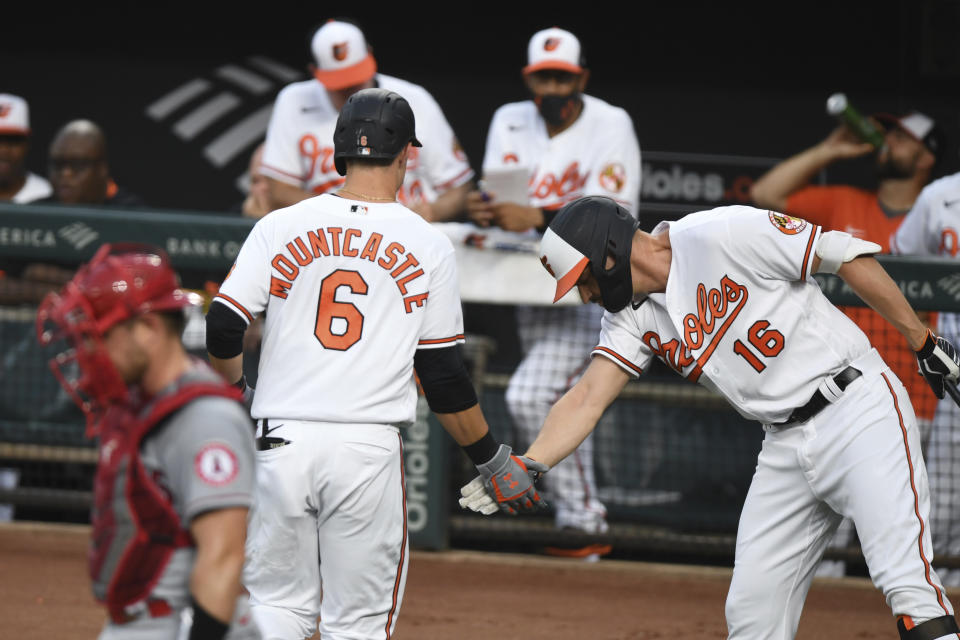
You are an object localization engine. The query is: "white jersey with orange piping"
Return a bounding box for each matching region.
[593,206,872,424]
[481,94,640,214]
[260,74,474,207]
[214,193,465,424]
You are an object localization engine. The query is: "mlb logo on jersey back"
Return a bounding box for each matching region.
[350,205,368,215]
[768,211,808,235]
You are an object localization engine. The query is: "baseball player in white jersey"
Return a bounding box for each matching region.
[206,88,545,640]
[892,171,960,586]
[0,93,52,203]
[260,19,474,222]
[35,244,260,640]
[458,196,960,639]
[465,26,641,554]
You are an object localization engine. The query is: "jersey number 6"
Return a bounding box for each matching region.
[315,269,368,351]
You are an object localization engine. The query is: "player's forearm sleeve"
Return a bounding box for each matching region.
[205,300,247,359]
[414,345,478,414]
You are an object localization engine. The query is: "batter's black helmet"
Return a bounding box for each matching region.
[538,196,639,313]
[333,88,422,176]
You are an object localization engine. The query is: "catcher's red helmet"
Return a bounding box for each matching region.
[36,243,194,435]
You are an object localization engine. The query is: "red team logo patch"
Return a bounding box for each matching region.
[599,163,626,193]
[332,42,349,61]
[194,444,238,486]
[768,211,807,235]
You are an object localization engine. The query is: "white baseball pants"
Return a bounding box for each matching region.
[726,349,955,639]
[243,421,408,640]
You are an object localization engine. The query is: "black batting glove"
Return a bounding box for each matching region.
[916,331,960,399]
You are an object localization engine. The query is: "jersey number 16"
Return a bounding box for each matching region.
[732,320,784,372]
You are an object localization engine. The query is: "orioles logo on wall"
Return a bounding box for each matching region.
[544,38,561,51]
[768,211,807,235]
[599,163,626,193]
[333,42,349,61]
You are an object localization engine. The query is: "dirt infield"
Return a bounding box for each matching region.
[0,522,926,639]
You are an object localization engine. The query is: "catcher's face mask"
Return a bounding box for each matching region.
[35,243,192,436]
[36,287,129,437]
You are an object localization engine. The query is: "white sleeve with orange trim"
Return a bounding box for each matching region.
[213,218,273,325]
[416,239,466,350]
[592,309,654,379]
[580,107,642,216]
[724,206,822,282]
[260,85,307,188]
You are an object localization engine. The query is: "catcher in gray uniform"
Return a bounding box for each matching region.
[36,243,261,640]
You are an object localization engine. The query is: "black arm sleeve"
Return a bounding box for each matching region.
[413,345,478,415]
[188,596,228,640]
[205,300,247,359]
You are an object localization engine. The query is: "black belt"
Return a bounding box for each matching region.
[777,366,862,425]
[256,418,292,451]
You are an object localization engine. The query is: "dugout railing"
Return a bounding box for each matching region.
[1,202,958,570]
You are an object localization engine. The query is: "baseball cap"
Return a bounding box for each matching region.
[0,93,30,135]
[311,20,378,90]
[873,111,942,157]
[522,27,584,75]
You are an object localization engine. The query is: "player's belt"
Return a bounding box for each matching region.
[778,365,862,426]
[256,418,292,451]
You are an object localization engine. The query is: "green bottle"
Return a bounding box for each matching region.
[826,93,886,147]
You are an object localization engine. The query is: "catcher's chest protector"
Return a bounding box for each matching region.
[88,379,240,618]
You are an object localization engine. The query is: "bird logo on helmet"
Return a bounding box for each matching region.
[538,196,639,313]
[332,88,422,176]
[35,243,192,435]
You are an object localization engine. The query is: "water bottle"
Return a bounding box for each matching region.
[826,93,886,147]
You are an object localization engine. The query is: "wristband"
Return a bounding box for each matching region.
[188,596,229,640]
[462,431,500,466]
[233,375,248,392]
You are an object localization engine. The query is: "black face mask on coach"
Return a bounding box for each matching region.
[536,93,581,127]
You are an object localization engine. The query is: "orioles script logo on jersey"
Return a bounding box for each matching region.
[642,275,748,382]
[532,162,589,201]
[768,211,808,235]
[269,227,428,313]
